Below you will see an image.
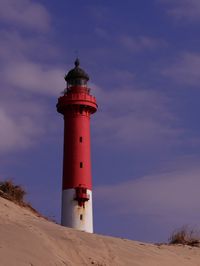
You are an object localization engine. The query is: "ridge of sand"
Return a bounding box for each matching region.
[0,197,199,266]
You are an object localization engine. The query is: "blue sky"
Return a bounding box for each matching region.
[1,0,200,243]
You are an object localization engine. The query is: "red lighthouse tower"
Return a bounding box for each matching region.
[57,59,97,233]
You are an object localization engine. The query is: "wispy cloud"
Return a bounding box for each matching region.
[163,52,200,86]
[95,156,200,225]
[119,35,167,52]
[88,5,110,22]
[0,28,64,96]
[94,27,111,40]
[0,0,51,31]
[92,83,180,150]
[159,0,200,21]
[0,1,64,153]
[0,30,59,61]
[0,94,48,152]
[1,60,64,96]
[94,26,167,53]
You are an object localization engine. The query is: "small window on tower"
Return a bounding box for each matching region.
[80,214,83,220]
[80,162,83,168]
[80,136,83,143]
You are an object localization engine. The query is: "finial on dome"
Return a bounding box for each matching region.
[74,58,80,68]
[64,59,89,83]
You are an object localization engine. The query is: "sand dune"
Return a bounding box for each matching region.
[0,197,199,266]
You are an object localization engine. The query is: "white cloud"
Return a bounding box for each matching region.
[0,28,65,96]
[0,57,64,153]
[0,1,180,155]
[0,57,63,153]
[0,95,48,153]
[163,52,200,86]
[119,35,167,52]
[95,157,200,225]
[0,0,51,31]
[0,1,64,153]
[0,30,59,61]
[159,0,200,21]
[2,60,65,96]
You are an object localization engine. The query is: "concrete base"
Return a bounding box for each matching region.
[61,189,93,233]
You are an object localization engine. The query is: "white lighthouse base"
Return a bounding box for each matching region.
[61,189,93,233]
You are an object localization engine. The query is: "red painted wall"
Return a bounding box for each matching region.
[57,87,97,191]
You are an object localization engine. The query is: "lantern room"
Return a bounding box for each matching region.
[64,58,89,89]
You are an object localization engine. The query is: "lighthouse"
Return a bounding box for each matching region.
[57,59,97,233]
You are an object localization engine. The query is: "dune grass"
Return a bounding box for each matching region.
[0,180,44,218]
[169,226,200,247]
[0,180,26,203]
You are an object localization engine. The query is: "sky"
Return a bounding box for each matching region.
[1,0,200,243]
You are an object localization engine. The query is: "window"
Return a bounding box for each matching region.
[80,214,83,220]
[79,136,83,143]
[80,162,83,168]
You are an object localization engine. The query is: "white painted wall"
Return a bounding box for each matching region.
[61,189,93,233]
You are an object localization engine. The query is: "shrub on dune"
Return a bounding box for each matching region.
[169,226,200,247]
[0,180,26,203]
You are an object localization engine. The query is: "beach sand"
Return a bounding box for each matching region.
[0,196,199,266]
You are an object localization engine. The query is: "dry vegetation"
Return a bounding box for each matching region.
[169,226,200,247]
[0,180,43,217]
[0,180,26,203]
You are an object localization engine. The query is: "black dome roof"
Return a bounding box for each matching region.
[64,59,89,82]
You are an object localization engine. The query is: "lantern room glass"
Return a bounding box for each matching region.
[67,78,87,88]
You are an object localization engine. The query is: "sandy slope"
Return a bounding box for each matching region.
[0,197,199,266]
